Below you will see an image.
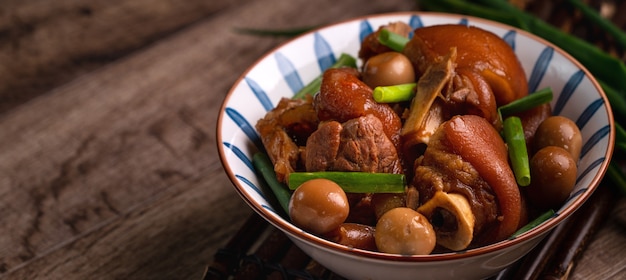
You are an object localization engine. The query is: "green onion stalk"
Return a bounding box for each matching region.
[373,83,417,103]
[498,88,553,118]
[509,209,556,238]
[252,152,292,215]
[378,29,410,52]
[503,116,531,187]
[288,172,406,193]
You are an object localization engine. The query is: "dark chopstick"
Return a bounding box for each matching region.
[539,184,618,279]
[266,242,315,280]
[496,184,618,280]
[204,213,269,280]
[498,209,578,280]
[232,226,293,279]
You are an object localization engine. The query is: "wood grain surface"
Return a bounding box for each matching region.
[0,0,624,279]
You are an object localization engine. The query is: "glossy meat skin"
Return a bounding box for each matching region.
[413,115,523,244]
[405,24,528,106]
[315,68,403,150]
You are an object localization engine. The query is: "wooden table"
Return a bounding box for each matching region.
[1,0,624,279]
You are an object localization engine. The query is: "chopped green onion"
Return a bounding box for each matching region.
[292,53,358,99]
[252,152,292,214]
[616,122,626,154]
[378,29,410,52]
[287,172,406,193]
[503,116,531,187]
[509,209,556,238]
[498,87,553,118]
[600,81,626,121]
[373,83,416,103]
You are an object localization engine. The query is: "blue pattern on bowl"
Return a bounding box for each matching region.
[528,47,553,92]
[314,32,336,71]
[409,15,424,30]
[224,108,262,151]
[502,30,517,50]
[275,52,304,94]
[244,77,273,112]
[554,70,583,115]
[359,21,373,46]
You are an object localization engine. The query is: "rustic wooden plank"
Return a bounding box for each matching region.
[570,195,626,280]
[0,0,247,115]
[3,168,252,280]
[0,0,418,278]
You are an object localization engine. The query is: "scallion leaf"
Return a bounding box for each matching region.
[252,152,292,214]
[378,29,410,52]
[510,209,556,238]
[503,116,531,187]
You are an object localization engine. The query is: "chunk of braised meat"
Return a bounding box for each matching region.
[402,24,528,137]
[255,96,318,183]
[412,134,498,242]
[358,21,413,63]
[305,114,402,174]
[412,115,524,247]
[315,68,403,150]
[404,24,528,107]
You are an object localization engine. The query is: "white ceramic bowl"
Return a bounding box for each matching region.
[217,12,614,280]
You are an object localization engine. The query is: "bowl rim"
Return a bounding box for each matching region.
[217,11,615,262]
